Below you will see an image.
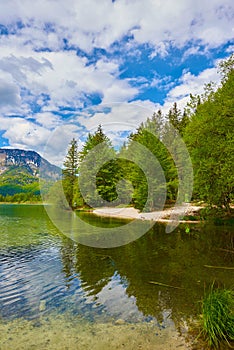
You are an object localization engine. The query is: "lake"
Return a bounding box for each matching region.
[0,204,233,349]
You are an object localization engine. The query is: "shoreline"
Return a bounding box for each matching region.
[0,201,42,205]
[93,204,203,224]
[0,202,203,223]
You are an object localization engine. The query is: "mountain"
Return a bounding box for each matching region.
[0,149,60,179]
[0,148,61,200]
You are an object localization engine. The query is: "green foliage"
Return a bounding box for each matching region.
[62,138,80,209]
[79,125,112,161]
[201,286,234,348]
[167,102,190,135]
[0,166,37,186]
[96,159,120,203]
[218,53,234,82]
[79,125,120,207]
[119,111,178,211]
[185,93,201,117]
[0,192,41,203]
[0,165,42,202]
[168,102,181,131]
[184,57,234,211]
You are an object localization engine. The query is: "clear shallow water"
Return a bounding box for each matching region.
[0,204,233,341]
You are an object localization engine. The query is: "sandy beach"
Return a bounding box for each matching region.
[93,204,203,223]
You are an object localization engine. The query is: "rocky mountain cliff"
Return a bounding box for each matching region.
[0,148,61,180]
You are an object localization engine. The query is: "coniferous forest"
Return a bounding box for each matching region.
[62,55,234,216]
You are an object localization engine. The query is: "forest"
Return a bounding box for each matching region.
[61,55,234,216]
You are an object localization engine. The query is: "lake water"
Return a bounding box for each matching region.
[0,204,233,349]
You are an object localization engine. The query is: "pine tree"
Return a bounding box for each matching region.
[168,103,181,130]
[62,138,79,209]
[78,125,120,207]
[79,125,111,161]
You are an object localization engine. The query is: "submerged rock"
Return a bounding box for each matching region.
[115,319,125,325]
[39,300,46,312]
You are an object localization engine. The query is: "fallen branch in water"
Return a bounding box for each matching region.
[204,265,234,270]
[148,281,184,289]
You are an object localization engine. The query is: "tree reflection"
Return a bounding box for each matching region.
[58,219,234,328]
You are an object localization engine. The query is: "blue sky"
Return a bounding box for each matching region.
[0,0,233,164]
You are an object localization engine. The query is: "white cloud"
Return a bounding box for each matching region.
[33,112,62,129]
[78,100,160,138]
[40,123,82,165]
[0,0,232,158]
[0,48,138,115]
[226,45,234,53]
[182,46,206,62]
[0,117,51,149]
[150,74,174,90]
[163,66,221,111]
[0,70,22,114]
[0,0,233,53]
[0,78,20,108]
[131,1,234,52]
[0,115,81,165]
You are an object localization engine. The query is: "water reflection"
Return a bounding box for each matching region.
[0,204,233,330]
[59,219,234,327]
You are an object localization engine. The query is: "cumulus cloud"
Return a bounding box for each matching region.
[33,112,63,129]
[78,100,160,141]
[0,79,20,108]
[0,0,233,53]
[0,117,50,148]
[163,66,221,111]
[41,123,83,165]
[0,0,233,156]
[0,49,138,114]
[0,69,22,114]
[0,115,81,165]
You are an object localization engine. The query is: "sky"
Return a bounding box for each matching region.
[0,0,233,165]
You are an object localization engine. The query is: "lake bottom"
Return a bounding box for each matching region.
[0,311,195,350]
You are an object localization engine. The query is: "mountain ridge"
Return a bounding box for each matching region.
[0,148,61,201]
[0,148,61,180]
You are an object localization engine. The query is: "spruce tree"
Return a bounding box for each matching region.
[62,138,79,209]
[78,125,120,206]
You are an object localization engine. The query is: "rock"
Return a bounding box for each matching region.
[115,319,125,325]
[39,300,46,312]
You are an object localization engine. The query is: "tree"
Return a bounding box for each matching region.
[79,125,112,161]
[185,93,201,117]
[168,102,181,131]
[62,138,79,209]
[167,102,189,135]
[78,125,120,207]
[120,111,176,211]
[184,55,234,212]
[218,53,234,82]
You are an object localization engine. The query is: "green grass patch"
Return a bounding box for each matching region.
[200,286,234,348]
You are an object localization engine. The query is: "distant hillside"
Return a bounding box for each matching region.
[0,149,60,179]
[0,149,61,201]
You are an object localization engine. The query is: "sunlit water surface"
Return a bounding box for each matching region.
[0,204,233,349]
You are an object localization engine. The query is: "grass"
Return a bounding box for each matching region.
[200,286,234,348]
